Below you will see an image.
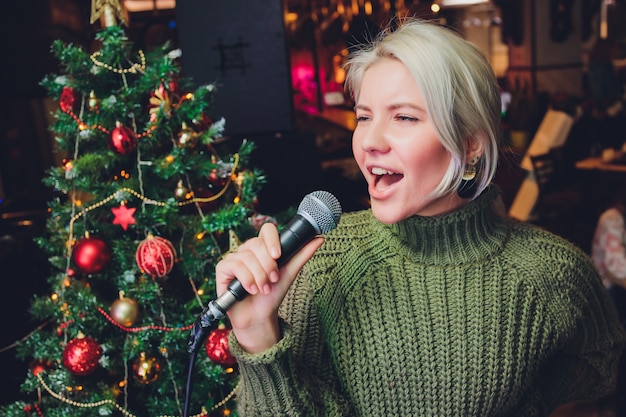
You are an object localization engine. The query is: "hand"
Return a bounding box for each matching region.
[215,222,324,353]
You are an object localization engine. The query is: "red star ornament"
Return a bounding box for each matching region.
[112,204,136,230]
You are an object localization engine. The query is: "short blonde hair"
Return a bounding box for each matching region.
[345,18,502,200]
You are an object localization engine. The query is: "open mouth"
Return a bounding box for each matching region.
[371,167,403,188]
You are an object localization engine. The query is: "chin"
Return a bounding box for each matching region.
[371,203,405,224]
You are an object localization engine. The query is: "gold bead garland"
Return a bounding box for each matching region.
[90,50,146,74]
[36,372,237,416]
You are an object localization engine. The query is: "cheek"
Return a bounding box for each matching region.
[406,144,451,185]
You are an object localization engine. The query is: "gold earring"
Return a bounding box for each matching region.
[462,163,477,181]
[458,156,480,199]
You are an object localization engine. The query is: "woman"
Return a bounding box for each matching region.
[592,187,626,416]
[216,19,625,416]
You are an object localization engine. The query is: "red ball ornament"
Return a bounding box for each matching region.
[207,168,229,190]
[205,328,236,366]
[107,122,137,155]
[192,113,212,132]
[168,79,180,95]
[30,359,53,376]
[62,336,102,376]
[60,86,77,113]
[72,237,110,275]
[135,235,176,277]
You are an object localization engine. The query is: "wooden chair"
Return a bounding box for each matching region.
[529,147,591,248]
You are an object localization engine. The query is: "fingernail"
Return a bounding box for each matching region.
[249,284,259,295]
[262,284,272,295]
[270,247,279,258]
[269,271,279,283]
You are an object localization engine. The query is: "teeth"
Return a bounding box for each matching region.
[372,167,394,175]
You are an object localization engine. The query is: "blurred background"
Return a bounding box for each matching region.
[2,2,626,414]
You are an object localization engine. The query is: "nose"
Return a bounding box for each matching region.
[355,119,390,153]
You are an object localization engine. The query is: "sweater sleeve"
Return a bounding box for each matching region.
[535,250,626,412]
[229,272,353,417]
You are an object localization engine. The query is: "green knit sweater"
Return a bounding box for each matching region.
[229,187,625,416]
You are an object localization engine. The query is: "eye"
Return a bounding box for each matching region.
[355,115,371,123]
[396,115,418,122]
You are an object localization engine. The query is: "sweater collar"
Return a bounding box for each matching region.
[371,186,509,266]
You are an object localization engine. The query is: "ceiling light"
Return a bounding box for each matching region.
[123,0,175,12]
[439,0,490,7]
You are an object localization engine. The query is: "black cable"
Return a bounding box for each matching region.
[183,301,225,417]
[182,348,198,417]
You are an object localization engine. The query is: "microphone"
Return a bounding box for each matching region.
[187,190,342,353]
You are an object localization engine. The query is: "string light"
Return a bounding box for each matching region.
[60,103,157,138]
[68,152,239,224]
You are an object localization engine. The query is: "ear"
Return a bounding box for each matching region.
[465,134,485,164]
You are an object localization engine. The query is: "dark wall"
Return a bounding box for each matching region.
[176,0,294,138]
[0,0,90,202]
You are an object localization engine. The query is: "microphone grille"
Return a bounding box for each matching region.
[298,190,342,234]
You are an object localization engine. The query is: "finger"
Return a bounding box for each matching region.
[215,254,259,296]
[258,222,281,261]
[227,236,280,295]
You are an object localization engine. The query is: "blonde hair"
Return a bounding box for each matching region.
[345,18,502,200]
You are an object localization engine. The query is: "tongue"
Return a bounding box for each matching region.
[376,174,403,189]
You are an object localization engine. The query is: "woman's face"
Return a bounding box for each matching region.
[352,58,466,223]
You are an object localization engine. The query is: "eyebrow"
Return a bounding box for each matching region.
[354,103,425,112]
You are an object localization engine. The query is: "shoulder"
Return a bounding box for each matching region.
[503,219,600,292]
[505,220,604,316]
[506,219,589,260]
[512,221,595,270]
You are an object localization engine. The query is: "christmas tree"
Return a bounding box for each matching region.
[0,2,271,416]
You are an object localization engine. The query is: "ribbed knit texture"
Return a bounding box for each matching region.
[230,186,625,417]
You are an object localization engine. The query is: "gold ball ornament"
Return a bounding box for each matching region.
[174,180,189,200]
[110,296,139,327]
[88,90,100,111]
[132,352,162,384]
[177,122,198,148]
